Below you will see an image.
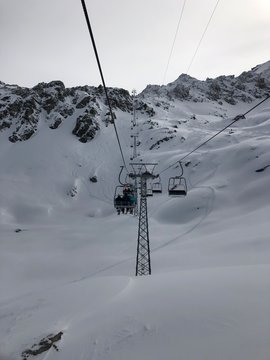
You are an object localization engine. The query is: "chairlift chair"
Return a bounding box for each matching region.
[146,180,153,197]
[168,177,187,196]
[168,162,187,196]
[146,186,153,197]
[152,176,162,193]
[114,185,137,214]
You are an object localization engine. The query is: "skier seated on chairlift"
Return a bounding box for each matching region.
[115,189,136,215]
[130,193,137,205]
[115,194,123,215]
[122,192,132,214]
[123,186,132,195]
[128,193,137,214]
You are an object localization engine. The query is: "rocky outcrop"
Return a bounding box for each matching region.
[140,61,270,105]
[8,97,40,142]
[72,113,100,143]
[0,82,135,143]
[135,101,155,117]
[1,60,270,143]
[149,135,175,150]
[106,88,133,112]
[21,332,63,359]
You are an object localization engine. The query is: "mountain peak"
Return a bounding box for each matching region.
[140,60,270,103]
[251,60,270,75]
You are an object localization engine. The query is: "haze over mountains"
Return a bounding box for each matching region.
[0,61,270,360]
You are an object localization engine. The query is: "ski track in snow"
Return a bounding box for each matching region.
[152,185,215,252]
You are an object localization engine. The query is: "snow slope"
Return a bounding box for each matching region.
[0,67,270,359]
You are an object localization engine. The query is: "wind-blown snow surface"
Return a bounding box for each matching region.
[1,86,270,359]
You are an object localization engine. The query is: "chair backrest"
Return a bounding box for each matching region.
[168,176,187,196]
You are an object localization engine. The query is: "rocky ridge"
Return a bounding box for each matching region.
[0,81,135,143]
[0,61,270,143]
[140,60,270,105]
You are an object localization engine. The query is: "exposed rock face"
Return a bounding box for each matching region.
[21,331,63,359]
[135,101,155,117]
[90,175,98,183]
[76,95,91,109]
[140,61,270,105]
[171,83,190,100]
[106,88,133,112]
[72,113,100,143]
[1,60,270,143]
[0,82,135,143]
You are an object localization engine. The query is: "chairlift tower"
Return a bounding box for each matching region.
[130,163,157,276]
[131,89,137,128]
[132,135,138,159]
[131,90,139,161]
[133,175,139,217]
[130,90,139,217]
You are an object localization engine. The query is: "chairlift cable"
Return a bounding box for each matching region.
[159,94,270,175]
[163,0,187,84]
[80,0,128,171]
[186,0,221,74]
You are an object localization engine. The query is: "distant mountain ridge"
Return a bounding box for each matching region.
[0,60,269,143]
[141,60,270,104]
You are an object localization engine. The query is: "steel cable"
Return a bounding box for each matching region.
[159,94,270,175]
[163,0,187,84]
[186,0,221,74]
[80,0,128,171]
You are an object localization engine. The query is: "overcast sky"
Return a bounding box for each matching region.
[0,0,270,93]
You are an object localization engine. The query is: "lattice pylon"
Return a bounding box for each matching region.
[136,174,151,276]
[133,176,139,217]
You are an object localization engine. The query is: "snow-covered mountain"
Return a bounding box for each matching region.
[141,60,270,103]
[0,61,270,360]
[1,60,269,144]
